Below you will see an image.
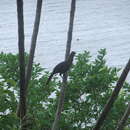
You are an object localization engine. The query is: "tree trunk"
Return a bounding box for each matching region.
[116,102,130,130]
[17,0,43,116]
[16,0,26,129]
[51,0,76,130]
[16,0,43,129]
[93,59,130,130]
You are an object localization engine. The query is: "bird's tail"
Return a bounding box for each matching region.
[46,72,54,85]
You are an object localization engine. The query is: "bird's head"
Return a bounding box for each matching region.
[68,51,76,61]
[70,51,76,57]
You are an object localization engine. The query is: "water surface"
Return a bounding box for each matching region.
[0,0,130,75]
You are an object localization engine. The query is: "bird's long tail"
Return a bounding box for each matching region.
[46,72,54,85]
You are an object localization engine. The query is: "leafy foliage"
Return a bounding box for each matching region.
[0,49,130,130]
[58,49,130,130]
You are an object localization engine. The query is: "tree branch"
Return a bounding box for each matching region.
[116,102,130,130]
[25,0,43,88]
[16,0,43,126]
[16,0,26,119]
[94,59,130,130]
[51,0,76,130]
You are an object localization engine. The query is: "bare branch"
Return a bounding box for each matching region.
[116,102,130,130]
[65,0,76,60]
[25,0,43,88]
[16,0,43,125]
[16,0,26,119]
[94,59,130,130]
[51,0,76,130]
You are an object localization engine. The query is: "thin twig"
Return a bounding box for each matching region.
[116,102,130,130]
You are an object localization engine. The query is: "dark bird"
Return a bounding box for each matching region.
[46,51,76,85]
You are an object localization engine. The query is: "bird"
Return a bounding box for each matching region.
[46,51,76,85]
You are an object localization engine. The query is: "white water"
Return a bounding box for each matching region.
[0,0,130,76]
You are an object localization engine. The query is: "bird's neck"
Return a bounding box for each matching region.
[67,55,74,65]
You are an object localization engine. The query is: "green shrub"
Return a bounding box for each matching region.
[0,49,129,130]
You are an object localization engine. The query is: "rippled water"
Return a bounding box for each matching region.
[0,0,130,75]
